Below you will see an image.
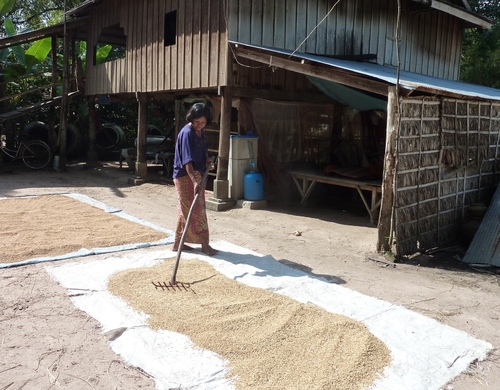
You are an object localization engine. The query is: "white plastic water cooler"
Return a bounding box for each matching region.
[228,135,259,200]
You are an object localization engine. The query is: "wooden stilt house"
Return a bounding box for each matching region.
[2,0,500,258]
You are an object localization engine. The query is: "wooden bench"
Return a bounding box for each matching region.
[289,170,382,224]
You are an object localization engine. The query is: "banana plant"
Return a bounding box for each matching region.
[0,0,17,66]
[1,0,53,79]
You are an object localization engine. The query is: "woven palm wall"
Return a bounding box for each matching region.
[394,98,500,255]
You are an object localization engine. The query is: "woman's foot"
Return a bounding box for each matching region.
[201,244,218,256]
[172,244,194,252]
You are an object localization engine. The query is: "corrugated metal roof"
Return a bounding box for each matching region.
[0,18,87,50]
[66,0,102,17]
[462,185,500,267]
[231,41,500,102]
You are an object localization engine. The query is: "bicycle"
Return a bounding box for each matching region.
[0,134,52,170]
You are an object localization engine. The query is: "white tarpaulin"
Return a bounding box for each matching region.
[47,242,492,390]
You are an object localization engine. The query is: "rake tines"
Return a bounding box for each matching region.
[152,281,192,292]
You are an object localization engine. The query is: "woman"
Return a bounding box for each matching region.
[172,103,218,256]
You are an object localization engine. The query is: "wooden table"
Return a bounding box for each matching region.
[289,170,382,224]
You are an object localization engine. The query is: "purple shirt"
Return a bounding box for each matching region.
[172,123,208,179]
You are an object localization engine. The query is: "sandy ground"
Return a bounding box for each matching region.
[0,161,499,390]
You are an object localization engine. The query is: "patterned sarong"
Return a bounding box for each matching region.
[173,174,209,245]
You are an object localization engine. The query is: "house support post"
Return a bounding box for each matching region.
[47,36,58,152]
[207,86,236,211]
[57,15,70,171]
[377,87,398,253]
[129,92,148,184]
[86,96,99,167]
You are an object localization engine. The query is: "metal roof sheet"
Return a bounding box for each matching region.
[0,18,87,50]
[231,41,500,102]
[462,184,500,267]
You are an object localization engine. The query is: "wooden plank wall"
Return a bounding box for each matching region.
[228,0,463,81]
[83,0,465,95]
[85,0,228,95]
[394,98,500,256]
[402,9,462,80]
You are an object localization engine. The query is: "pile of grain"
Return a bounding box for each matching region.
[108,259,391,389]
[0,196,167,264]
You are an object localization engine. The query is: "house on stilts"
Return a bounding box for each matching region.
[1,0,499,259]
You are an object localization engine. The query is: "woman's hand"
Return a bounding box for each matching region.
[190,171,202,191]
[206,156,216,171]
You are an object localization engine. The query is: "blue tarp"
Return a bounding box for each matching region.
[307,76,388,111]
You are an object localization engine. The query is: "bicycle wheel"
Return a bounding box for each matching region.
[22,140,52,169]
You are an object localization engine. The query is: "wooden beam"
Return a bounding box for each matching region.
[377,88,398,253]
[232,87,336,103]
[136,92,148,179]
[430,0,492,29]
[233,45,393,98]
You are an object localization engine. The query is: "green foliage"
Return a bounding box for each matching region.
[3,18,25,65]
[0,0,15,17]
[24,37,52,70]
[95,44,112,65]
[461,0,500,88]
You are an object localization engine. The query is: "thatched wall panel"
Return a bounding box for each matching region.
[456,118,468,131]
[490,134,499,146]
[442,100,456,113]
[417,168,439,183]
[481,161,495,173]
[456,101,468,115]
[398,138,419,153]
[479,133,490,146]
[456,132,468,145]
[464,191,480,205]
[439,210,457,226]
[479,172,496,188]
[438,226,459,245]
[419,231,438,248]
[400,120,421,136]
[421,152,440,167]
[400,103,422,119]
[469,117,479,131]
[468,102,480,116]
[395,189,418,207]
[480,119,491,132]
[465,176,480,190]
[442,116,455,129]
[395,206,418,222]
[397,169,444,188]
[469,133,479,146]
[398,136,440,153]
[396,221,418,242]
[421,120,440,135]
[480,104,491,117]
[397,155,416,171]
[469,148,479,164]
[439,196,457,212]
[396,173,418,188]
[392,99,500,257]
[440,181,457,196]
[422,102,440,117]
[441,131,454,146]
[419,184,438,200]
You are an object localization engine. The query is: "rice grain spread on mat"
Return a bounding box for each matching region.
[108,258,391,390]
[0,196,167,264]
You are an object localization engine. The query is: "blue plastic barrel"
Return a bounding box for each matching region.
[244,171,264,201]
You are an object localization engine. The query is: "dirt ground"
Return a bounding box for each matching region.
[1,160,499,390]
